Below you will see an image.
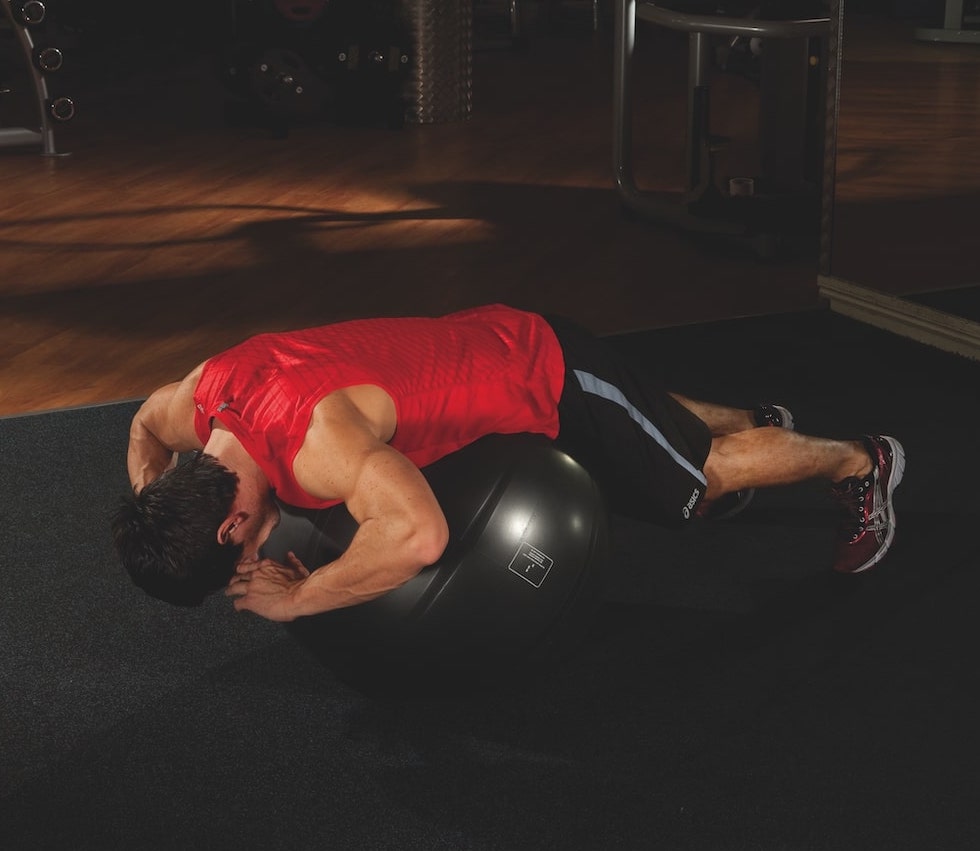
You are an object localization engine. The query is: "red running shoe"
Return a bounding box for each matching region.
[831,435,906,574]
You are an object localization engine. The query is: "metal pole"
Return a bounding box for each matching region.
[612,0,636,197]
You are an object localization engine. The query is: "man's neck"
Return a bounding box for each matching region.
[204,427,267,489]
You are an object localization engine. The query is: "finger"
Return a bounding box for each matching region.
[225,578,248,597]
[286,551,311,576]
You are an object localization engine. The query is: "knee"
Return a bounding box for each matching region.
[701,437,735,500]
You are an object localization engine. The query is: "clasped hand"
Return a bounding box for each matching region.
[225,551,310,622]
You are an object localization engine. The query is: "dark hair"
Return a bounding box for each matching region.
[111,453,243,607]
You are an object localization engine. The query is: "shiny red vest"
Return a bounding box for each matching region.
[193,305,565,508]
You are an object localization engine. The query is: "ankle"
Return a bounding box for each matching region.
[835,441,873,483]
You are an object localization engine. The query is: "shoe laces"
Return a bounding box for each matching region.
[754,404,784,428]
[833,472,884,542]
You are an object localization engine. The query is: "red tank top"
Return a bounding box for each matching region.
[193,304,566,508]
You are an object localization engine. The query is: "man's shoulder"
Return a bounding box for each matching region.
[307,385,397,444]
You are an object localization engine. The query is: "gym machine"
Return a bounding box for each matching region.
[495,0,602,39]
[613,0,830,257]
[0,0,74,155]
[219,0,411,131]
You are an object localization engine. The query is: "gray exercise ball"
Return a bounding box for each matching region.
[261,433,609,694]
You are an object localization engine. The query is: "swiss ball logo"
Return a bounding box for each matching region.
[508,543,554,588]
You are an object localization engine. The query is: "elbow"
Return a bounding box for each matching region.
[410,516,450,570]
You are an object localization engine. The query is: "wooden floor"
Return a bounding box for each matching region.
[1,7,972,416]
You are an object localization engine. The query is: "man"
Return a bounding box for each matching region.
[113,304,905,622]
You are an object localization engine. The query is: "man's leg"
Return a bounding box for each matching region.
[670,394,793,437]
[547,317,906,574]
[669,394,755,436]
[703,428,906,574]
[672,394,794,518]
[702,428,869,497]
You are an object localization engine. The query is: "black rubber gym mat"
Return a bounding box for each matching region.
[2,308,977,850]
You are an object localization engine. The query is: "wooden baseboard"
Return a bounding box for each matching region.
[818,276,980,361]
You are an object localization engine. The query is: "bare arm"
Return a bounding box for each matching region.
[291,441,449,614]
[127,367,204,492]
[227,393,450,621]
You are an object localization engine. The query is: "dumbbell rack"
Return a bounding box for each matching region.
[1,0,73,155]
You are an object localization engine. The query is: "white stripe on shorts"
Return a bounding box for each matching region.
[573,369,707,486]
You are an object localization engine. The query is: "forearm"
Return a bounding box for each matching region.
[258,419,451,621]
[127,419,178,491]
[287,516,446,618]
[124,379,203,491]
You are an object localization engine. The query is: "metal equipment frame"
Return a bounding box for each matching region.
[613,0,829,253]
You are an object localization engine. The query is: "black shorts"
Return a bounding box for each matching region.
[545,316,711,527]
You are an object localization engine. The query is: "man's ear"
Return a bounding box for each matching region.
[217,511,248,545]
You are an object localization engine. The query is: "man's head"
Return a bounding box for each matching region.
[112,452,243,606]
